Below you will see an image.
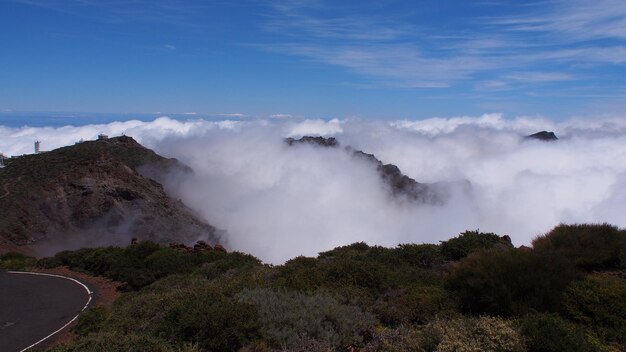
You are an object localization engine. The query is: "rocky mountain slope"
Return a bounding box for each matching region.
[0,136,216,255]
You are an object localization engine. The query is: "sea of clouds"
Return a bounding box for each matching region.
[2,113,626,263]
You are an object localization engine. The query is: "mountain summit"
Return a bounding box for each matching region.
[525,131,558,141]
[0,136,216,255]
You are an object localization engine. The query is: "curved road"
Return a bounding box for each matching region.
[0,271,92,352]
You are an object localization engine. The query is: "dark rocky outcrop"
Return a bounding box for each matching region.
[0,136,217,255]
[286,136,468,205]
[193,240,212,251]
[285,136,339,147]
[525,131,558,141]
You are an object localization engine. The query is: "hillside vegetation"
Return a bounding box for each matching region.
[3,223,624,351]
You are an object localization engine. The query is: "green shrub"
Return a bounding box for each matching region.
[445,248,580,316]
[324,257,393,296]
[72,305,109,337]
[35,242,264,291]
[47,332,198,352]
[564,274,626,345]
[318,242,372,259]
[519,313,597,352]
[373,286,457,326]
[36,255,64,269]
[396,244,445,268]
[533,223,626,270]
[440,230,512,261]
[0,252,36,270]
[197,251,262,281]
[236,288,377,349]
[274,255,394,296]
[365,327,425,352]
[274,246,443,300]
[272,256,325,291]
[108,277,261,351]
[158,294,260,351]
[422,316,526,352]
[36,246,127,276]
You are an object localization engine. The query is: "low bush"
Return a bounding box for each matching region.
[563,274,626,345]
[197,251,262,281]
[421,316,526,352]
[236,288,377,349]
[445,248,580,316]
[0,252,36,270]
[373,286,457,326]
[396,243,445,268]
[440,230,512,261]
[272,256,325,291]
[36,241,264,290]
[47,332,199,352]
[518,313,597,352]
[107,278,261,351]
[533,223,626,270]
[364,327,425,352]
[72,305,109,337]
[274,244,444,299]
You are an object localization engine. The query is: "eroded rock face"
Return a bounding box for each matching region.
[285,136,470,205]
[0,136,217,255]
[285,136,339,147]
[525,131,558,141]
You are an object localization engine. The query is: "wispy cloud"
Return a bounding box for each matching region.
[273,43,489,88]
[260,0,626,92]
[488,0,626,65]
[504,72,574,83]
[475,80,510,91]
[493,0,626,42]
[269,113,295,119]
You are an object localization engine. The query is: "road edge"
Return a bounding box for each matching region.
[7,271,93,352]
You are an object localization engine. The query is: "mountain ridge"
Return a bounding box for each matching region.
[285,135,470,205]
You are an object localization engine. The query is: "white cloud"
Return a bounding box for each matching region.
[2,114,626,263]
[504,72,574,83]
[284,118,343,137]
[217,113,247,118]
[269,113,295,119]
[390,113,555,136]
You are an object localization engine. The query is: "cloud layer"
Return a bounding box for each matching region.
[2,114,626,263]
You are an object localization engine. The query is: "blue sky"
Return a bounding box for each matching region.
[1,0,625,122]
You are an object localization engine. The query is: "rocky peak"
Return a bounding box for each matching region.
[285,136,339,147]
[525,131,558,141]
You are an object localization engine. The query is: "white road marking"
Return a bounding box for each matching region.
[7,271,93,352]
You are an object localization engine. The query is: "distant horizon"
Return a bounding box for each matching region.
[1,109,622,130]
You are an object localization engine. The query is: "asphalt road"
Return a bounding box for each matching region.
[0,271,91,352]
